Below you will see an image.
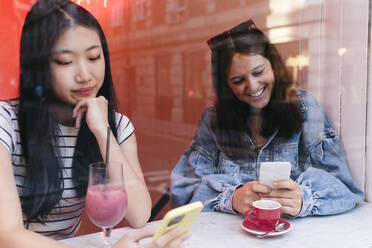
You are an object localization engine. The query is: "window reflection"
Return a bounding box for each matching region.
[183,50,207,124]
[1,0,369,234]
[156,54,174,121]
[1,1,318,225]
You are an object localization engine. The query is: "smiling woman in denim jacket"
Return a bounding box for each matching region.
[171,20,364,217]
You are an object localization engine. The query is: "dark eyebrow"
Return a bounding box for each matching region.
[52,45,101,55]
[230,76,242,81]
[52,49,72,55]
[85,45,101,52]
[252,64,265,71]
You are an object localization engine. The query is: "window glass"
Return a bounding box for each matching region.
[0,0,370,237]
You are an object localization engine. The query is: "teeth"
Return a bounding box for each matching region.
[249,87,265,97]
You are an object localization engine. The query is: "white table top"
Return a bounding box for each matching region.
[60,202,372,248]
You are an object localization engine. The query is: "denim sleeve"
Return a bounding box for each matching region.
[170,109,242,214]
[170,145,242,214]
[296,132,364,217]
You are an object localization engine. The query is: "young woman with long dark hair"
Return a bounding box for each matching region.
[0,1,188,247]
[171,20,363,217]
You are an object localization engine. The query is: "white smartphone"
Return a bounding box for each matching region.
[259,162,291,188]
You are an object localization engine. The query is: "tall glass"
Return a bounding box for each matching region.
[85,161,128,248]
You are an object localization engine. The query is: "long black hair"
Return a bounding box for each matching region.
[19,0,118,224]
[207,20,303,159]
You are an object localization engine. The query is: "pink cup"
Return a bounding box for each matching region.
[245,200,281,231]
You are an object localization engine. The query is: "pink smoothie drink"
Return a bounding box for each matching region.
[86,184,128,227]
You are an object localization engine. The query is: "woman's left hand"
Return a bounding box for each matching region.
[259,179,303,216]
[72,96,109,135]
[113,226,191,248]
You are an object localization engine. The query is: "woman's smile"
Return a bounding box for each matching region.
[73,86,95,96]
[246,85,266,97]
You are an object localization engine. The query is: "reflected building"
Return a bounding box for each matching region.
[104,0,317,141]
[10,0,320,135]
[11,0,318,140]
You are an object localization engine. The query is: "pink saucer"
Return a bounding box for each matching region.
[241,218,291,237]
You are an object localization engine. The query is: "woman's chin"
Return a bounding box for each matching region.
[243,98,270,110]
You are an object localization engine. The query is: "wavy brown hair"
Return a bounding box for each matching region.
[207,20,303,159]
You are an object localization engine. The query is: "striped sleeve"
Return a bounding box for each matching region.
[0,102,16,153]
[115,112,134,145]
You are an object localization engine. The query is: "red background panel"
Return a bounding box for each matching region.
[0,1,28,100]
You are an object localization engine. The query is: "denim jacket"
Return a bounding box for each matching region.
[170,90,364,217]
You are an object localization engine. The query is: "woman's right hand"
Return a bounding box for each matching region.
[113,226,190,248]
[232,181,271,214]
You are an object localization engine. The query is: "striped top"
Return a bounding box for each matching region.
[0,100,134,240]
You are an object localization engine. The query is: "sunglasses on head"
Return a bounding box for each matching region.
[207,19,257,50]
